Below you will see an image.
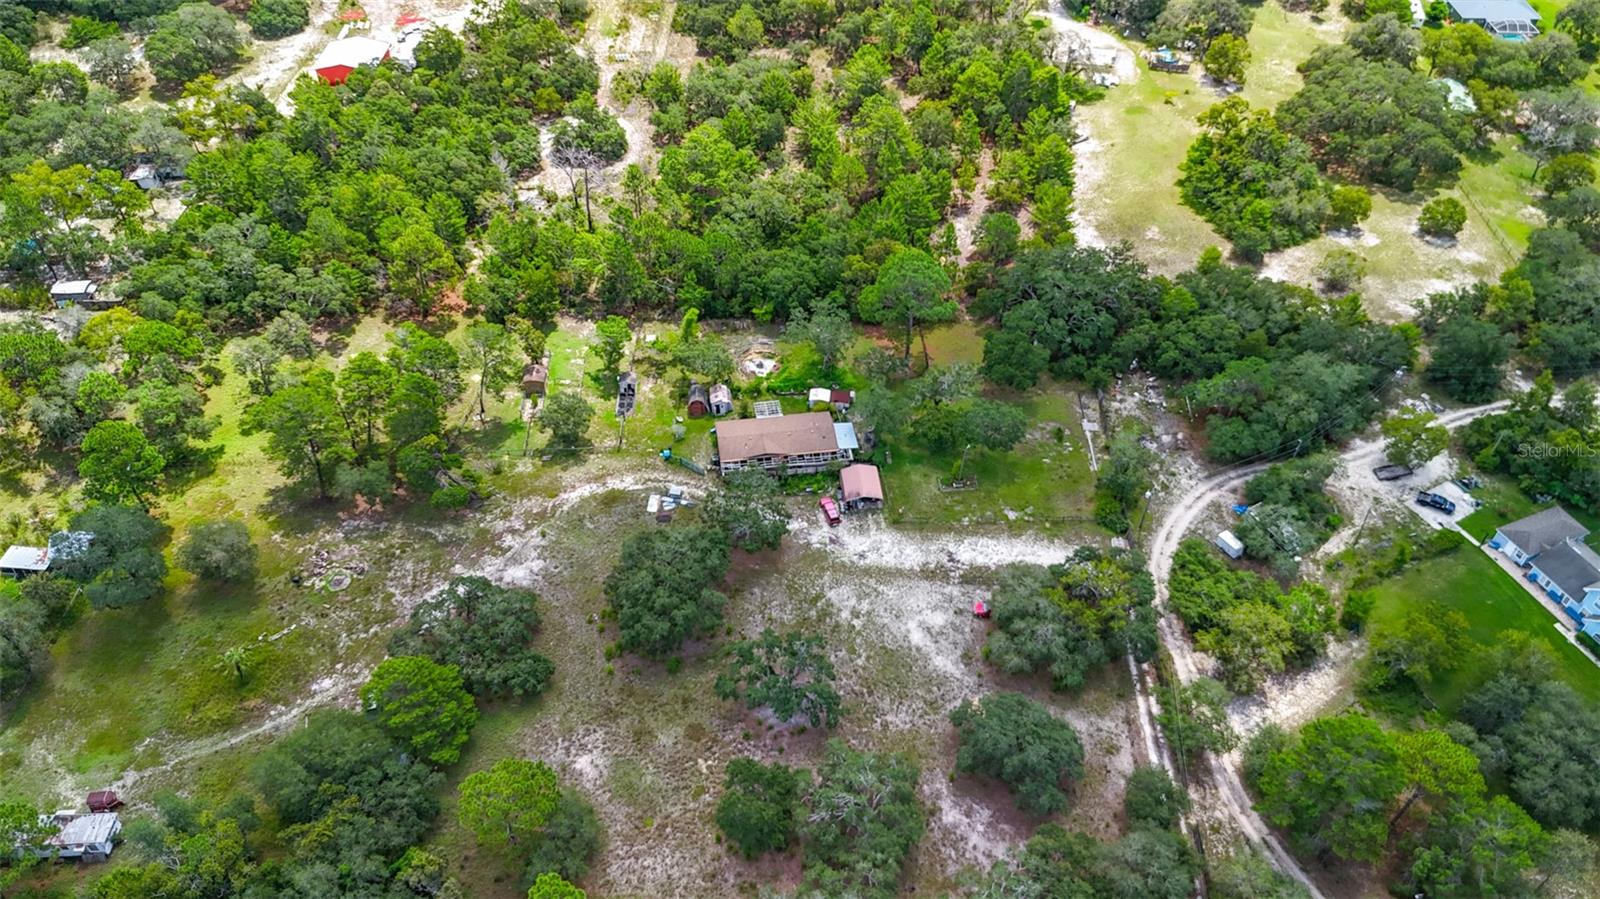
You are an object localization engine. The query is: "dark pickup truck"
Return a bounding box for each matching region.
[1416,491,1457,514]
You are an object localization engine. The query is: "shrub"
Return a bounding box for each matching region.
[1123,765,1191,831]
[1241,722,1292,787]
[430,485,472,509]
[62,16,118,49]
[177,519,258,582]
[1314,249,1366,293]
[1417,197,1468,238]
[1325,185,1373,231]
[1340,589,1377,632]
[950,691,1084,815]
[714,758,802,858]
[247,0,310,39]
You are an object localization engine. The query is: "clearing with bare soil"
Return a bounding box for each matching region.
[427,477,1143,897]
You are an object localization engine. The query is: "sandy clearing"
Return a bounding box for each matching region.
[231,0,475,113]
[1037,5,1138,84]
[790,511,1079,572]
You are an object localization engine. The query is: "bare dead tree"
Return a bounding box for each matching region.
[549,143,606,231]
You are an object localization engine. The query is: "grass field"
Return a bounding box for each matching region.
[876,382,1098,530]
[1367,545,1600,712]
[1071,3,1539,313]
[0,313,482,802]
[1071,4,1346,274]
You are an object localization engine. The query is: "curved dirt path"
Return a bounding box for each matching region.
[1142,398,1511,896]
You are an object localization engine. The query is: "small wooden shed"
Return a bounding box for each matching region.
[687,382,710,418]
[521,362,548,397]
[86,790,124,813]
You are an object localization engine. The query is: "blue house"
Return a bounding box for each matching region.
[1490,506,1600,638]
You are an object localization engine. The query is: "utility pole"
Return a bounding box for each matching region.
[1353,501,1375,547]
[1133,487,1154,547]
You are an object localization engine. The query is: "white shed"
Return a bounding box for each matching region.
[41,811,121,862]
[1215,530,1245,560]
[49,279,97,307]
[126,164,163,190]
[0,544,50,578]
[709,383,733,417]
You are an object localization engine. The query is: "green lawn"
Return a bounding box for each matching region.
[1454,474,1600,544]
[1367,546,1600,712]
[875,382,1097,530]
[918,320,986,367]
[1456,138,1543,259]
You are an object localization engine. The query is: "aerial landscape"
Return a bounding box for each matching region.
[3,0,1600,896]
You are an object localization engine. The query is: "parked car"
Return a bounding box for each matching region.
[1416,491,1457,514]
[819,496,841,526]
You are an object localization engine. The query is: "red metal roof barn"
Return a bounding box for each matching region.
[313,36,392,85]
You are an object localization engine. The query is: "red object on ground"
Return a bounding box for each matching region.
[86,790,123,812]
[396,13,428,27]
[973,599,990,618]
[819,496,841,526]
[339,8,368,21]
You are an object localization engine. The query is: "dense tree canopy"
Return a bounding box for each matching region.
[1279,46,1472,190]
[1252,714,1407,861]
[714,757,804,858]
[604,526,729,657]
[1461,372,1600,510]
[390,576,555,699]
[799,741,924,898]
[700,468,788,552]
[359,655,479,766]
[951,691,1085,815]
[457,758,561,858]
[983,550,1158,691]
[55,504,169,609]
[1179,98,1357,256]
[715,629,841,728]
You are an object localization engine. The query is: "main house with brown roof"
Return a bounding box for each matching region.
[713,411,856,475]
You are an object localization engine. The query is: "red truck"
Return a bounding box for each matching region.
[819,496,841,526]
